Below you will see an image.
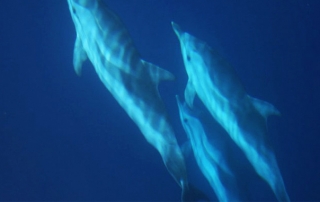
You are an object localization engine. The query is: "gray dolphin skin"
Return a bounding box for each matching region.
[172,22,290,201]
[176,95,239,202]
[67,0,192,199]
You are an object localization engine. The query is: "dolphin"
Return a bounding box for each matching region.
[66,0,202,200]
[172,22,290,201]
[176,95,240,202]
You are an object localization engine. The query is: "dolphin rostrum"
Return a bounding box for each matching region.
[172,22,290,201]
[67,0,199,200]
[176,95,240,202]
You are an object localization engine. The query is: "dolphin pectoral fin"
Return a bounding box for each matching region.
[184,80,196,108]
[248,96,281,119]
[181,141,192,159]
[182,183,210,202]
[73,36,88,76]
[141,60,175,83]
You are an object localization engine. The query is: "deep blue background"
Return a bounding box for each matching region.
[1,0,320,201]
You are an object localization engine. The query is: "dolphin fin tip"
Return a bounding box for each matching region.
[249,96,281,118]
[142,59,175,83]
[75,68,82,77]
[73,37,87,77]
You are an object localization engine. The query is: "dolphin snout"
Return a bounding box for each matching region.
[175,95,182,108]
[171,21,183,38]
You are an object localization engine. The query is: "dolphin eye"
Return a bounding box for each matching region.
[183,118,188,123]
[187,55,191,61]
[72,6,76,14]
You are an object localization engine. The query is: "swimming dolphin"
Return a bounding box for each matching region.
[176,95,239,202]
[172,22,290,201]
[67,0,198,200]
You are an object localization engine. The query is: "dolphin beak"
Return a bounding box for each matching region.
[176,95,181,105]
[171,21,182,39]
[175,95,183,109]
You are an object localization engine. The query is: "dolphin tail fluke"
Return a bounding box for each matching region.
[141,60,175,83]
[181,184,210,202]
[248,96,281,119]
[73,36,88,76]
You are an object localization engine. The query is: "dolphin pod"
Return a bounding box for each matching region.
[67,0,289,201]
[67,0,211,201]
[172,22,290,201]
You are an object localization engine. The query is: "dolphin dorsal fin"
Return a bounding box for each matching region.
[73,36,88,76]
[181,141,192,159]
[249,96,281,119]
[141,60,175,83]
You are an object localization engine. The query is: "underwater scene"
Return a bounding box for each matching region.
[1,0,320,201]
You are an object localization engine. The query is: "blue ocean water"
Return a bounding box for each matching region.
[0,0,319,201]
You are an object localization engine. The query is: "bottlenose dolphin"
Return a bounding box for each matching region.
[172,22,290,201]
[67,0,199,200]
[176,95,239,201]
